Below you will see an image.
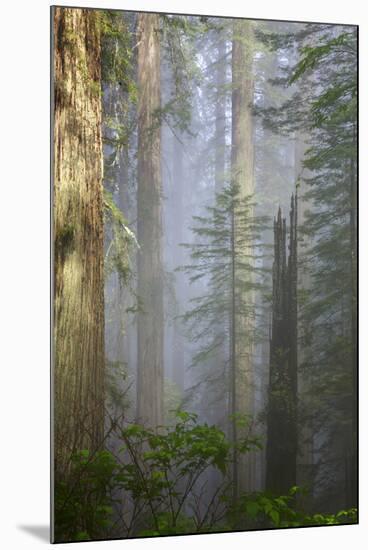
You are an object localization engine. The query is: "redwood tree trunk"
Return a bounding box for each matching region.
[231,19,255,493]
[136,13,164,429]
[53,7,105,478]
[215,39,227,195]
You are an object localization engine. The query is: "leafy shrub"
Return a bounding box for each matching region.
[54,411,357,541]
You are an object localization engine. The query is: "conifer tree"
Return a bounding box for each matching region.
[180,184,268,496]
[291,27,357,509]
[257,24,357,508]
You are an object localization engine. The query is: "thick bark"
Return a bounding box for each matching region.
[136,14,164,429]
[266,197,298,495]
[53,7,105,477]
[231,19,255,494]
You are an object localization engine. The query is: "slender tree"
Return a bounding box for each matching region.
[294,133,315,510]
[180,183,267,500]
[53,7,105,477]
[136,13,164,429]
[171,133,186,391]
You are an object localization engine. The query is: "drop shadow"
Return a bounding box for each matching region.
[17,525,50,543]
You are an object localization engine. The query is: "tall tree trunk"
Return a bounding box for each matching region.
[294,134,315,510]
[230,197,238,501]
[136,13,164,429]
[231,19,255,494]
[215,39,227,195]
[171,133,185,391]
[53,7,105,478]
[214,36,229,433]
[266,197,298,495]
[348,121,357,508]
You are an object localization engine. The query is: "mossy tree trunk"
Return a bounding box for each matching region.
[53,7,105,478]
[136,13,164,429]
[231,19,255,495]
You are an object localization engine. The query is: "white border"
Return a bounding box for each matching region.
[1,0,366,548]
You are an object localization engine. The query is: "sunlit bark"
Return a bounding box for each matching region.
[53,7,104,477]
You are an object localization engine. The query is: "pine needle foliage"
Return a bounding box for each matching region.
[294,27,357,508]
[178,183,270,413]
[257,23,357,507]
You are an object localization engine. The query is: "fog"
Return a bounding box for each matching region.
[99,11,356,527]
